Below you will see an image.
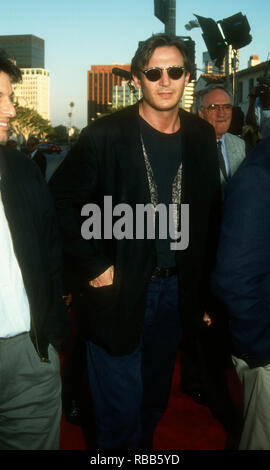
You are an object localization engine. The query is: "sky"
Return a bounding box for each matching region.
[2,0,270,130]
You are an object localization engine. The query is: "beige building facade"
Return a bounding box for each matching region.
[180,80,195,112]
[13,68,50,121]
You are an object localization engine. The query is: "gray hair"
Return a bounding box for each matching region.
[196,84,233,109]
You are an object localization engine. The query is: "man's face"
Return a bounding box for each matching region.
[198,89,232,139]
[133,46,190,114]
[0,71,16,143]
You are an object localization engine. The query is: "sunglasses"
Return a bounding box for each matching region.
[140,66,185,82]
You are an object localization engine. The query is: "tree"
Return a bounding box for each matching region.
[68,101,75,128]
[10,104,53,142]
[51,125,69,143]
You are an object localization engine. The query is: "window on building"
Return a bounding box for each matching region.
[249,78,254,93]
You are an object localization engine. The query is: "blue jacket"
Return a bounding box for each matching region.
[212,136,270,368]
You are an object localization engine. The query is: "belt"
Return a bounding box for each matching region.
[151,266,177,278]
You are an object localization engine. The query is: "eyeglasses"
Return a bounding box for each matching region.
[140,66,185,82]
[205,104,233,113]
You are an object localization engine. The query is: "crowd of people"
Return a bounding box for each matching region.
[0,33,270,452]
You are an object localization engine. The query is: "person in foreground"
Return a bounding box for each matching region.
[52,33,221,450]
[212,135,270,450]
[0,50,69,450]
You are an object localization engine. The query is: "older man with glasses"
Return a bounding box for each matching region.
[180,85,247,445]
[198,85,247,191]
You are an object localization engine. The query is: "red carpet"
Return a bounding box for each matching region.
[59,350,240,450]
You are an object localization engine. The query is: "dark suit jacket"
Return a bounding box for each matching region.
[33,149,47,176]
[51,103,221,355]
[24,149,47,176]
[0,146,69,359]
[212,136,270,368]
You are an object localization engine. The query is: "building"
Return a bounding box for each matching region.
[180,80,196,112]
[88,64,131,122]
[13,68,50,121]
[154,0,176,35]
[235,57,270,115]
[248,55,260,68]
[112,81,142,109]
[0,34,44,68]
[203,46,239,76]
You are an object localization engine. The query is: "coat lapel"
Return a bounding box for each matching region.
[224,133,244,177]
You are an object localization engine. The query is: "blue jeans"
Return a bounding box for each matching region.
[86,275,181,450]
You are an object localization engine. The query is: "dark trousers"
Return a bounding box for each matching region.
[86,275,182,451]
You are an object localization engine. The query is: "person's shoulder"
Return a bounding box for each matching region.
[227,136,270,192]
[0,146,44,179]
[1,146,29,166]
[226,132,245,145]
[77,104,139,148]
[246,136,270,168]
[179,108,215,135]
[85,103,138,132]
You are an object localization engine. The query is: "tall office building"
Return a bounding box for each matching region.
[154,0,176,35]
[13,68,50,121]
[180,80,195,112]
[88,64,130,122]
[0,34,44,68]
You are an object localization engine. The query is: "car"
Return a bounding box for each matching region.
[38,142,63,154]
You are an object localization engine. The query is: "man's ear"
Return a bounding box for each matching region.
[198,108,204,119]
[184,72,190,87]
[132,74,142,89]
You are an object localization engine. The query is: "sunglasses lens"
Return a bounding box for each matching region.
[144,69,161,81]
[168,67,184,80]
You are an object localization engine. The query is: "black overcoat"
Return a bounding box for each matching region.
[51,103,221,355]
[0,146,69,360]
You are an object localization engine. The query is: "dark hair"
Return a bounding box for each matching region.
[0,49,22,83]
[131,33,192,79]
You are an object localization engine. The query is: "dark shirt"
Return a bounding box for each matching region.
[140,116,181,267]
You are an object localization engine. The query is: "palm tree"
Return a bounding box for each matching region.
[69,102,75,128]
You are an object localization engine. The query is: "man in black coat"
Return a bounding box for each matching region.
[52,34,221,450]
[212,136,270,449]
[0,50,69,450]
